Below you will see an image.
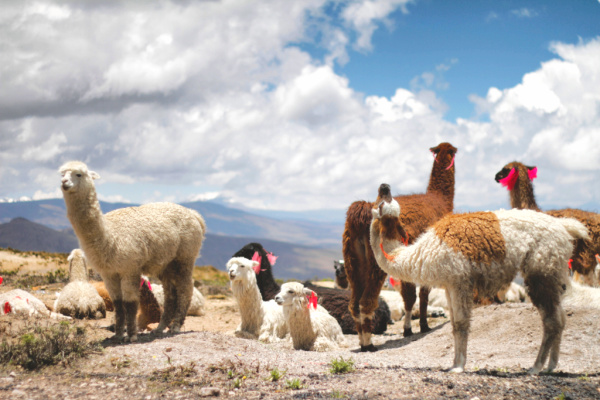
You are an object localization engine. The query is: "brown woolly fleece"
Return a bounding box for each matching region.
[137,280,162,331]
[496,161,600,285]
[434,212,506,266]
[92,281,114,312]
[343,142,457,348]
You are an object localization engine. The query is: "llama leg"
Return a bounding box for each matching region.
[170,262,194,333]
[154,279,176,335]
[121,274,141,342]
[546,305,566,372]
[358,274,386,352]
[448,290,472,373]
[348,284,364,347]
[103,275,125,341]
[419,286,431,333]
[400,281,417,336]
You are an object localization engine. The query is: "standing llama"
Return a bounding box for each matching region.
[343,142,456,351]
[232,242,391,334]
[59,161,206,342]
[495,161,600,286]
[370,183,588,374]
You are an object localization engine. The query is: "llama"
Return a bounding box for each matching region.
[274,282,346,351]
[232,242,391,334]
[370,183,588,374]
[1,289,70,320]
[53,249,106,319]
[333,260,348,289]
[495,161,600,287]
[59,161,206,342]
[226,257,288,343]
[137,277,162,331]
[343,142,456,351]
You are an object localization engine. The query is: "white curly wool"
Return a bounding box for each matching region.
[60,161,206,342]
[371,195,588,375]
[562,281,600,309]
[275,282,346,352]
[151,284,205,316]
[226,257,288,343]
[54,249,106,319]
[1,289,70,320]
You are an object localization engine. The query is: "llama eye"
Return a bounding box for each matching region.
[76,174,82,177]
[288,290,294,294]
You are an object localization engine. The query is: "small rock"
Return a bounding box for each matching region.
[11,389,27,397]
[199,387,221,397]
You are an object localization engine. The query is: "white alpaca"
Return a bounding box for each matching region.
[152,283,206,316]
[54,249,106,319]
[370,183,588,374]
[226,257,288,343]
[59,161,206,342]
[1,289,70,320]
[274,282,346,351]
[562,281,600,309]
[380,287,447,321]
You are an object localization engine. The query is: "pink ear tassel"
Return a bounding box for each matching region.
[527,167,537,181]
[445,154,455,170]
[499,168,519,191]
[251,252,263,274]
[266,252,277,266]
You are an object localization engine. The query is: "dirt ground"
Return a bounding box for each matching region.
[1,250,599,399]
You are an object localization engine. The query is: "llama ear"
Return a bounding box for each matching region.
[526,166,537,181]
[89,170,100,180]
[430,146,440,154]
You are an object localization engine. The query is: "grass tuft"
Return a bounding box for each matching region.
[329,356,355,374]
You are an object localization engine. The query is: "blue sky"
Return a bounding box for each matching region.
[0,0,599,216]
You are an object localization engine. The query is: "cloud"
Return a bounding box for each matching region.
[511,8,538,18]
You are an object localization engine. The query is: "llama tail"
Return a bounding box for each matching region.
[557,217,589,241]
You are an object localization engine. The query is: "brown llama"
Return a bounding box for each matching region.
[495,161,600,287]
[343,142,456,351]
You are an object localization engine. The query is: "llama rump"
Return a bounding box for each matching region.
[343,142,456,351]
[231,242,391,334]
[495,161,600,286]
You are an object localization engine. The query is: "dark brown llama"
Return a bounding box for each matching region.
[343,142,456,351]
[495,161,600,286]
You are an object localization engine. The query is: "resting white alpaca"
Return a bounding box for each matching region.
[54,249,106,319]
[370,183,588,374]
[275,282,346,351]
[152,283,205,316]
[562,281,600,309]
[59,161,206,342]
[1,289,70,320]
[226,257,287,342]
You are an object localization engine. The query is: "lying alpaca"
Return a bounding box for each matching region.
[495,161,600,287]
[344,142,456,351]
[371,183,588,374]
[275,282,346,351]
[152,283,205,316]
[232,242,391,334]
[562,281,600,309]
[54,249,106,319]
[1,289,70,320]
[60,161,206,342]
[226,257,287,343]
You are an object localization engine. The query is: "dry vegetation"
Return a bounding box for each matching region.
[1,248,599,399]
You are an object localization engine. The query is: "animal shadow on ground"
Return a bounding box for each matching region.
[100,330,194,348]
[376,320,449,352]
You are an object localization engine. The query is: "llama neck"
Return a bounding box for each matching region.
[232,279,264,334]
[63,189,109,250]
[69,260,88,282]
[370,219,425,286]
[426,160,455,211]
[284,303,316,349]
[510,173,540,211]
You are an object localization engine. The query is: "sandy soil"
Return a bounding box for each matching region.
[1,250,599,399]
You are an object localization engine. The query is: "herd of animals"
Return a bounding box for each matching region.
[0,143,599,375]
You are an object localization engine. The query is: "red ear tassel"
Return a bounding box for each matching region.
[3,301,11,314]
[307,291,318,310]
[568,259,573,270]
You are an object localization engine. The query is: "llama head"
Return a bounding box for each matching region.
[226,257,259,285]
[333,260,348,289]
[372,183,400,220]
[274,282,313,308]
[59,161,100,195]
[430,142,458,171]
[494,161,537,190]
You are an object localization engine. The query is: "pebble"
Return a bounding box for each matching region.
[11,389,27,397]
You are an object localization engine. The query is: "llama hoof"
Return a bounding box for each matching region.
[420,325,431,334]
[150,329,165,337]
[449,367,464,373]
[360,344,378,352]
[403,328,413,337]
[107,334,125,343]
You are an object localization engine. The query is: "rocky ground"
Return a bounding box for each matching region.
[0,250,599,399]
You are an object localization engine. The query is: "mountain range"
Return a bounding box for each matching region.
[0,199,344,280]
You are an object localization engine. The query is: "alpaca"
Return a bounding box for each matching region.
[226,257,288,343]
[333,260,348,289]
[274,282,346,351]
[137,277,162,331]
[152,283,206,316]
[59,161,206,342]
[1,289,70,320]
[370,183,588,374]
[562,281,600,309]
[53,249,106,319]
[343,142,457,351]
[495,161,600,287]
[232,242,391,334]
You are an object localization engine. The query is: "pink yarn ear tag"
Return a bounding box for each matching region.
[527,167,537,181]
[266,252,277,266]
[499,168,519,191]
[3,301,11,314]
[445,154,455,170]
[307,291,318,310]
[251,252,262,274]
[0,276,3,285]
[389,277,399,287]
